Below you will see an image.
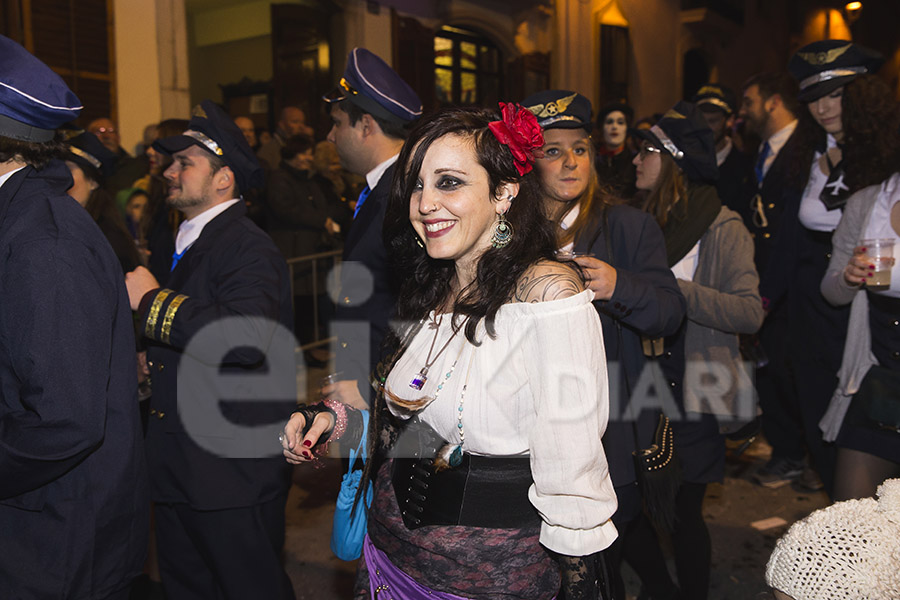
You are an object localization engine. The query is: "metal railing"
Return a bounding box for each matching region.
[286,249,342,351]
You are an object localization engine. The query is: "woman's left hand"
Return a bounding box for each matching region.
[574,255,618,301]
[281,410,335,465]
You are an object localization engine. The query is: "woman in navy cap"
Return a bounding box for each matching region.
[65,131,143,273]
[630,101,764,600]
[283,104,617,599]
[523,89,686,600]
[779,40,900,501]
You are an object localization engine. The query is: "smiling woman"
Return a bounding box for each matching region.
[282,105,619,600]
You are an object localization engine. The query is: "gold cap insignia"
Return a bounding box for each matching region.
[798,44,851,66]
[697,85,723,97]
[191,104,209,119]
[662,109,687,120]
[527,93,579,119]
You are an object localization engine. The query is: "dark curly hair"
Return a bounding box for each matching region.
[0,131,68,170]
[382,106,557,346]
[790,74,900,192]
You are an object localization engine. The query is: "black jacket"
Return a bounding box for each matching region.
[139,201,294,510]
[716,144,755,219]
[574,203,686,488]
[0,162,148,598]
[333,163,400,396]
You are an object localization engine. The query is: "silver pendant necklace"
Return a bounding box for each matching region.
[409,314,463,390]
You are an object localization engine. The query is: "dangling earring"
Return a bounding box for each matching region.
[490,211,513,248]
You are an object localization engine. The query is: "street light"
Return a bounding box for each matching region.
[844,2,863,25]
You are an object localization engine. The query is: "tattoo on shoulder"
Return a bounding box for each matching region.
[515,272,582,303]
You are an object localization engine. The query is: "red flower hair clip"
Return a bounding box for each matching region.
[488,102,544,176]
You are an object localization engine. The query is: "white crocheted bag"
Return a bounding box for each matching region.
[765,478,900,600]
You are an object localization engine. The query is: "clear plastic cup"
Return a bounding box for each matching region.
[861,238,895,287]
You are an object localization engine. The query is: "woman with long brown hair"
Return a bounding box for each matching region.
[771,41,900,499]
[282,105,618,599]
[523,89,686,599]
[630,101,763,600]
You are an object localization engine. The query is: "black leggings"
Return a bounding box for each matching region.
[622,482,710,600]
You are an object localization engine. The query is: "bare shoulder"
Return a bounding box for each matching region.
[514,260,585,303]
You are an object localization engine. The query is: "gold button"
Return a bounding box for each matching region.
[763,233,771,239]
[767,203,774,209]
[341,342,348,348]
[148,360,154,367]
[149,409,157,415]
[343,296,351,304]
[158,363,165,371]
[157,411,166,419]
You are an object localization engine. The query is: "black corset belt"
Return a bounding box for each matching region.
[390,420,536,530]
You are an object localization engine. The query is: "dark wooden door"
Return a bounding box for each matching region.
[270,2,336,138]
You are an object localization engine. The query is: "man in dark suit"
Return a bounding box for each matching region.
[321,47,422,409]
[739,72,807,488]
[125,100,296,599]
[0,35,148,599]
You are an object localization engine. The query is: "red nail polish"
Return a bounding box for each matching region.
[302,451,311,458]
[869,272,874,277]
[861,247,867,252]
[870,265,875,269]
[303,440,311,447]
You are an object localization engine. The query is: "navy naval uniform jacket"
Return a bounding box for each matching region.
[574,203,686,524]
[333,163,400,399]
[138,201,294,510]
[0,162,149,598]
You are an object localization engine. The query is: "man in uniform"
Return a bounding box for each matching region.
[739,72,807,487]
[0,35,148,599]
[693,84,755,218]
[125,100,296,599]
[321,47,422,408]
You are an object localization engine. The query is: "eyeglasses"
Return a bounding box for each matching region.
[638,144,661,159]
[93,127,116,134]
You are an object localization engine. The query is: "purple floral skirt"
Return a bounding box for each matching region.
[353,460,559,600]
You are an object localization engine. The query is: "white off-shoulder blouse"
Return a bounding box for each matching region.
[385,289,618,556]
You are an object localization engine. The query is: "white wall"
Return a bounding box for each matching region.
[114,0,163,153]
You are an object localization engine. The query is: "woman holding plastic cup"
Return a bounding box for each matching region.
[821,173,900,501]
[764,41,900,496]
[523,89,686,599]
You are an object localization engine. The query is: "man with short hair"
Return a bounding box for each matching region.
[322,47,422,408]
[0,35,148,599]
[234,115,258,149]
[738,72,807,488]
[256,105,314,170]
[125,99,295,599]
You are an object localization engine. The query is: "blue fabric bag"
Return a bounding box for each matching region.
[330,409,373,561]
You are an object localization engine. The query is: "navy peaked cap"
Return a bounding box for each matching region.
[153,99,263,192]
[632,100,718,184]
[522,90,592,134]
[789,40,884,102]
[692,84,737,115]
[323,48,422,125]
[0,35,82,142]
[66,131,117,179]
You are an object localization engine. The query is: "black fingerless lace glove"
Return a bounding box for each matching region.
[555,550,613,600]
